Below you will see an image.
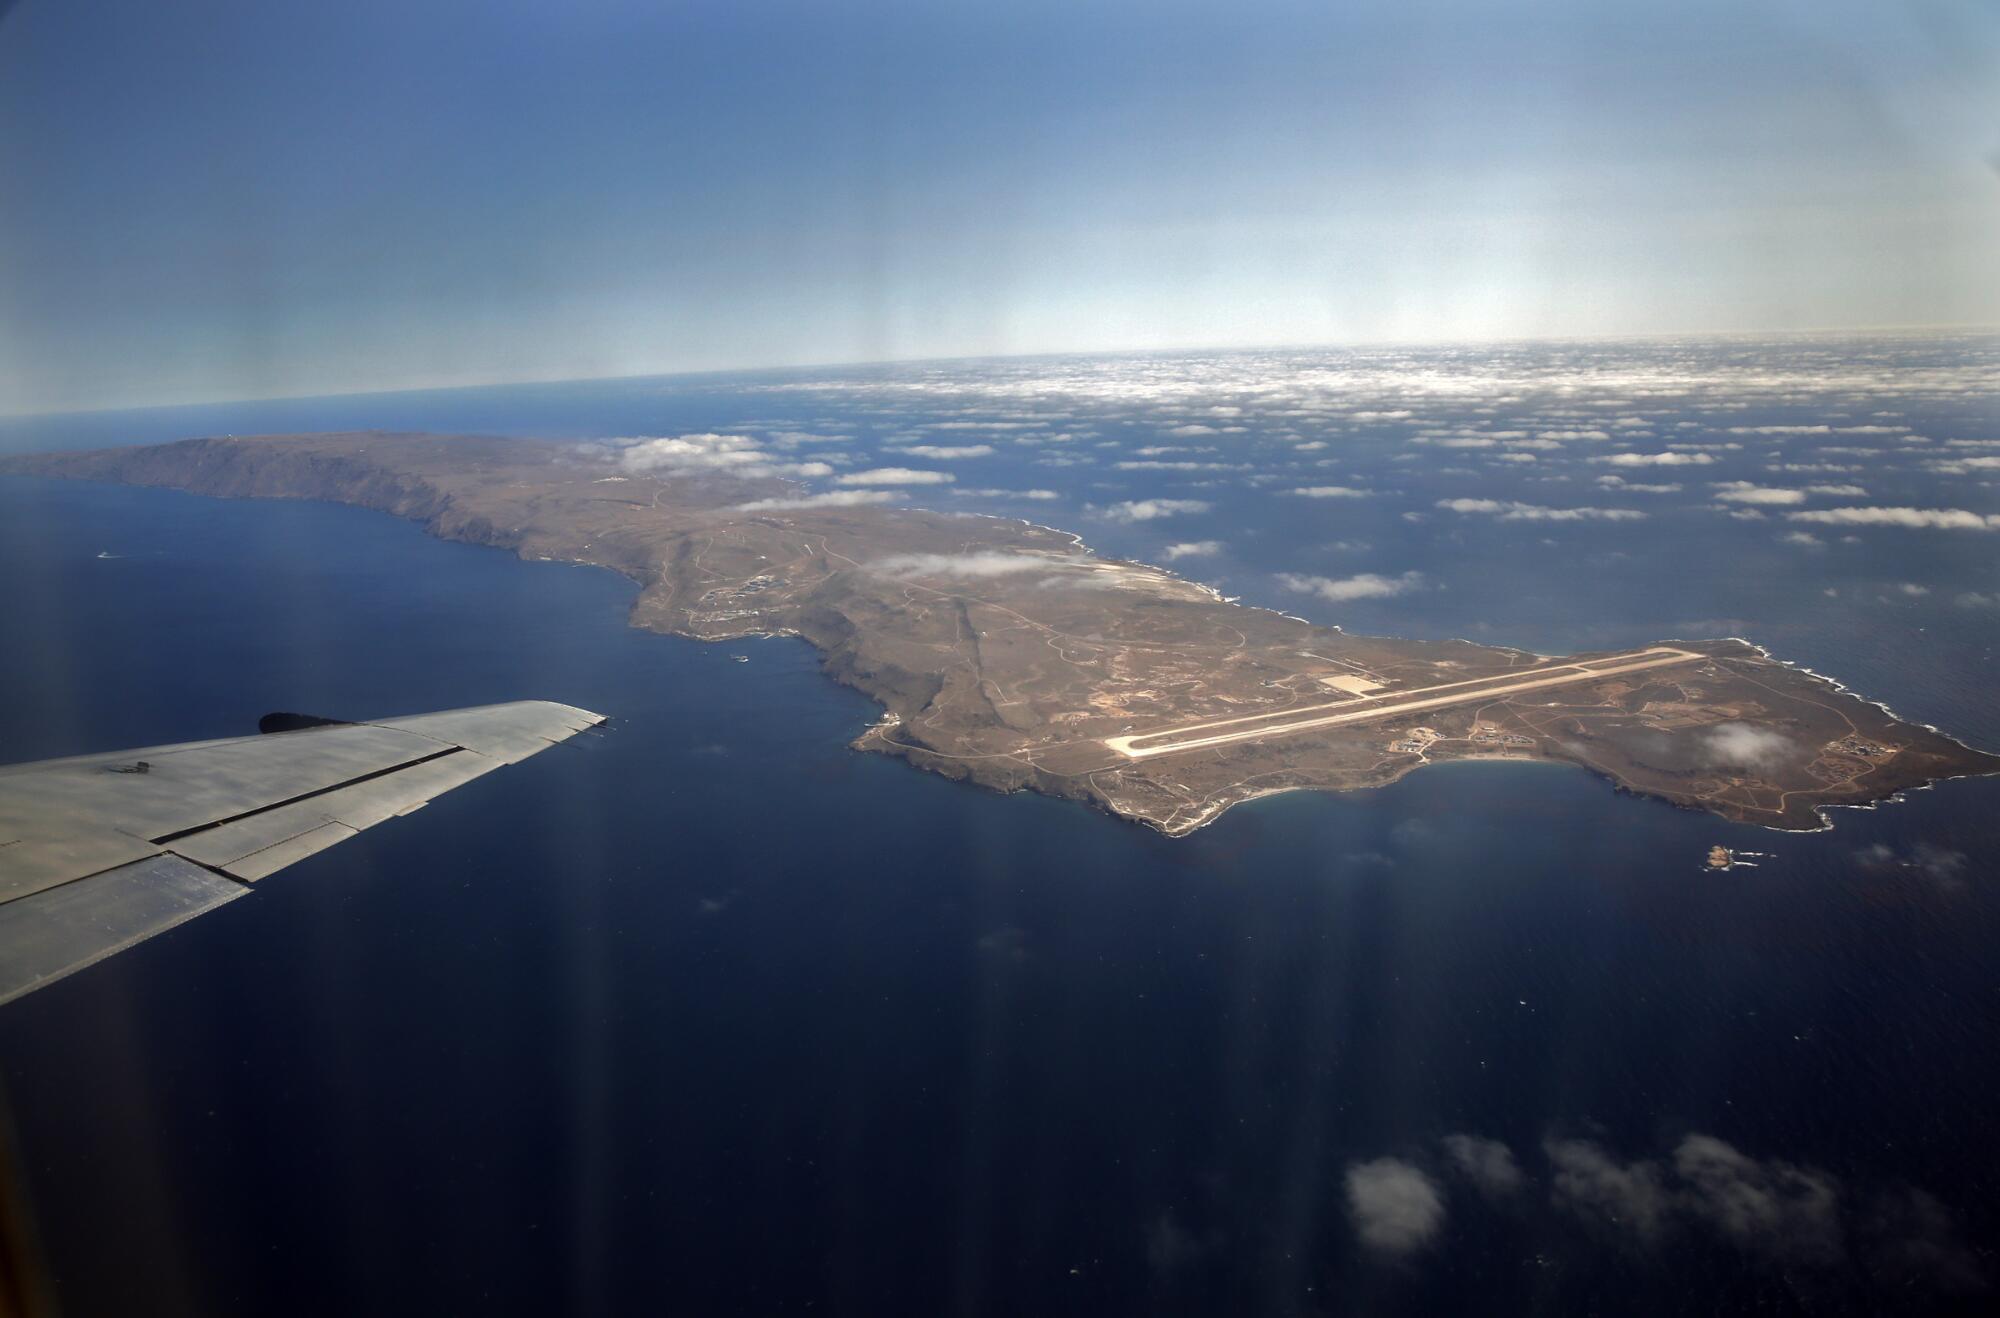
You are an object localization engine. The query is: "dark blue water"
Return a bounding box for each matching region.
[1,339,1997,1314]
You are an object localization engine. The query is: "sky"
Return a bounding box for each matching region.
[1,0,1996,414]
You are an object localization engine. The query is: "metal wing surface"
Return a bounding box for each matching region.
[0,700,604,1005]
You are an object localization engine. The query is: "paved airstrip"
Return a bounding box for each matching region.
[1103,646,1705,760]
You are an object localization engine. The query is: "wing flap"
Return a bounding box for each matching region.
[373,701,604,764]
[0,832,162,906]
[220,820,361,882]
[0,854,248,1006]
[0,700,605,1004]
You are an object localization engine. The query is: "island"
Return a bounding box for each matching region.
[6,431,1995,835]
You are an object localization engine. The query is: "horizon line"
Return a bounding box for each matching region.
[6,318,1995,424]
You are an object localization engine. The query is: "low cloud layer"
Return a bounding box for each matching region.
[735,489,901,511]
[1594,451,1714,467]
[836,467,955,486]
[1713,482,1807,506]
[1161,540,1222,560]
[1099,498,1212,522]
[1697,722,1798,772]
[868,551,1075,579]
[1787,506,2000,531]
[1442,1134,1524,1198]
[613,432,831,480]
[892,443,992,459]
[1346,1159,1446,1257]
[1278,570,1425,602]
[1437,498,1646,522]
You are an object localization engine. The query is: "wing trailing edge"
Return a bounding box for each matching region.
[0,700,604,1005]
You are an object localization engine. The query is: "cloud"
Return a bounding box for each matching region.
[1856,842,1969,890]
[735,490,902,511]
[836,467,955,486]
[1545,1138,1673,1244]
[1597,475,1683,493]
[613,432,829,480]
[892,443,993,458]
[948,487,1061,500]
[1697,722,1798,772]
[1593,452,1715,467]
[1286,485,1372,498]
[1161,540,1222,560]
[1673,1135,1842,1265]
[1778,531,1824,547]
[1713,482,1807,506]
[1166,423,1218,436]
[1277,570,1424,602]
[868,552,1075,578]
[1539,1132,1972,1281]
[1787,507,2000,531]
[1806,483,1868,496]
[1926,454,2000,475]
[1114,460,1245,471]
[1345,1159,1446,1257]
[1442,1134,1524,1199]
[1863,1188,1988,1293]
[1436,499,1647,522]
[1099,499,1211,522]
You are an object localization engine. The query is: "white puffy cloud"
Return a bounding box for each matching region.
[1442,1134,1524,1198]
[734,490,902,511]
[1597,475,1683,493]
[1713,482,1807,506]
[1787,507,2000,531]
[835,467,956,486]
[1673,1135,1843,1265]
[1436,499,1646,522]
[613,432,829,480]
[868,552,1074,578]
[1546,1138,1674,1244]
[1099,499,1211,522]
[1926,455,2000,476]
[1697,722,1797,772]
[1277,570,1424,602]
[947,487,1061,500]
[1543,1135,1847,1265]
[892,444,993,459]
[1345,1159,1446,1257]
[1286,485,1373,498]
[1593,452,1715,467]
[1161,540,1223,560]
[1114,460,1245,471]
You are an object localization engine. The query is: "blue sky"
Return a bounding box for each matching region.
[1,0,1995,413]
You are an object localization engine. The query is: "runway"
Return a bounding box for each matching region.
[1103,646,1705,760]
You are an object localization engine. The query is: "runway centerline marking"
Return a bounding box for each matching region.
[1103,647,1705,760]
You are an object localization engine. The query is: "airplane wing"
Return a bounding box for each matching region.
[0,700,604,1006]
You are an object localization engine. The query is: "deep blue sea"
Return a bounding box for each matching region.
[1,336,1996,1315]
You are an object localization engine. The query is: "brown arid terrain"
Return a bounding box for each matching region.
[7,431,1995,834]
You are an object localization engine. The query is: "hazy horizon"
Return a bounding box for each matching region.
[4,0,1996,415]
[7,320,1997,423]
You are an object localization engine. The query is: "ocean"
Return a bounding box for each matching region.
[1,336,1996,1314]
